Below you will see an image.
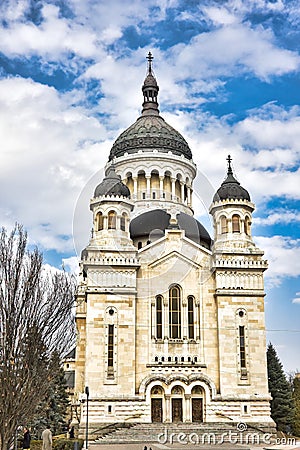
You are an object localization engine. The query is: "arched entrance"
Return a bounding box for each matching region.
[171,386,184,422]
[151,386,164,423]
[191,385,204,422]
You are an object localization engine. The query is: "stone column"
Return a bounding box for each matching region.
[146,175,151,199]
[165,394,171,423]
[171,177,176,201]
[185,394,192,423]
[159,176,164,199]
[187,186,191,206]
[133,176,138,200]
[181,182,185,204]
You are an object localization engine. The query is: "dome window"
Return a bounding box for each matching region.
[232,215,240,233]
[121,213,127,231]
[220,215,228,234]
[97,212,104,231]
[108,211,117,230]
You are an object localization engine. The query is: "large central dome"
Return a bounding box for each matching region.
[109,115,192,161]
[109,52,192,161]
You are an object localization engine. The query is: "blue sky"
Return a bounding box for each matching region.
[0,0,299,372]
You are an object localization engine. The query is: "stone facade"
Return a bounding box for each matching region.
[73,55,275,435]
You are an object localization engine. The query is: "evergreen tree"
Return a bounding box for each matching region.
[267,342,294,432]
[292,374,300,437]
[30,352,70,436]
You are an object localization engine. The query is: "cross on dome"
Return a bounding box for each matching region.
[226,154,233,175]
[147,51,153,73]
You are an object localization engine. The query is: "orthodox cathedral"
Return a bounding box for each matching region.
[74,54,274,433]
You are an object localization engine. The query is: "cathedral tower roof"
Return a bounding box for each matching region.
[213,155,251,202]
[109,52,192,161]
[94,165,130,198]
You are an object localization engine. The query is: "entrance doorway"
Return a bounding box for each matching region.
[192,398,203,422]
[172,398,183,422]
[151,386,164,423]
[191,385,204,422]
[151,398,163,422]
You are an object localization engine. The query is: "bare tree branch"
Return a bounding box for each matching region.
[0,224,76,450]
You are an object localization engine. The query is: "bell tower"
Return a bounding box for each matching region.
[209,157,270,406]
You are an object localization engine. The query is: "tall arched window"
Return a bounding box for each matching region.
[120,212,127,231]
[188,296,194,339]
[169,286,181,339]
[232,214,240,233]
[108,211,117,229]
[220,215,228,234]
[97,212,104,231]
[156,295,163,339]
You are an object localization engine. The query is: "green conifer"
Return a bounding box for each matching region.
[292,374,300,437]
[267,342,294,432]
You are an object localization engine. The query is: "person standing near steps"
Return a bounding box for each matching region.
[41,425,52,450]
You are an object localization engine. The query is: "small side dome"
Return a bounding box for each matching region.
[94,166,130,198]
[213,155,250,202]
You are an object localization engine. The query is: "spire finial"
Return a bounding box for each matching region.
[147,51,153,73]
[226,154,233,175]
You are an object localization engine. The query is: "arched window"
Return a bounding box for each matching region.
[220,215,228,234]
[120,212,127,231]
[156,295,163,339]
[108,211,117,229]
[169,286,181,339]
[138,241,142,249]
[232,214,240,233]
[244,216,251,235]
[188,296,194,339]
[97,212,104,231]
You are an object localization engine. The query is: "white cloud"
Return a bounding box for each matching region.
[0,4,98,59]
[62,256,80,275]
[254,235,300,287]
[0,76,111,252]
[256,210,300,226]
[204,6,239,25]
[292,292,300,304]
[170,23,299,82]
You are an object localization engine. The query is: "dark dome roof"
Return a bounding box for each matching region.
[213,157,250,202]
[109,53,192,161]
[130,209,211,249]
[94,166,130,198]
[109,115,192,161]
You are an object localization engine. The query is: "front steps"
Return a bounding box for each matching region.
[93,422,276,445]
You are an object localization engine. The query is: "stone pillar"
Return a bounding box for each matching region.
[133,176,138,200]
[181,182,185,204]
[159,176,164,199]
[165,394,171,423]
[146,175,151,199]
[171,177,176,201]
[185,394,192,423]
[187,186,191,206]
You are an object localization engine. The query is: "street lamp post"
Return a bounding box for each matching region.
[85,386,89,450]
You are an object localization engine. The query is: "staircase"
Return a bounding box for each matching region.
[93,422,275,445]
